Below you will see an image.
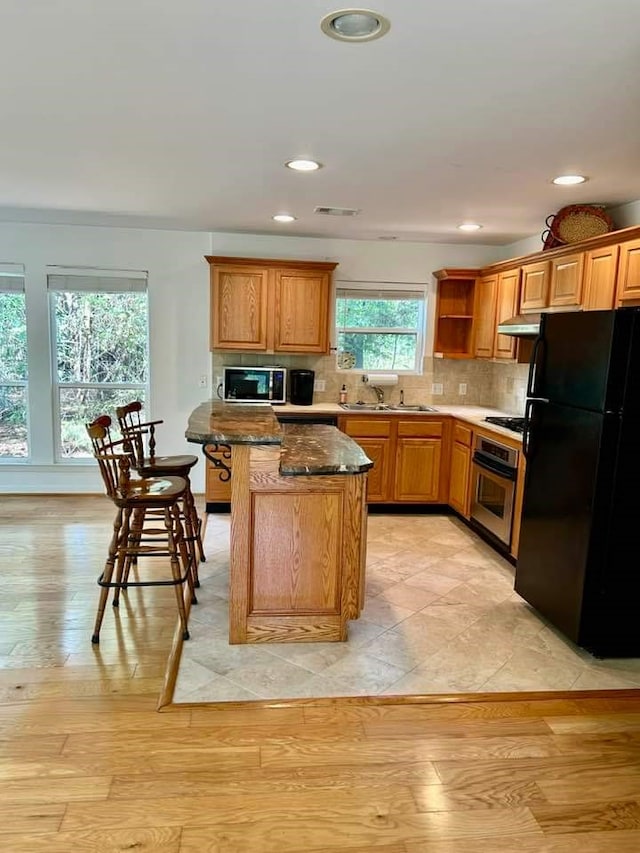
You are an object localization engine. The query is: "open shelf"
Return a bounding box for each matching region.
[433,269,478,359]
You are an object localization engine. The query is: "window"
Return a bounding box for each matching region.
[48,270,149,459]
[0,266,28,459]
[335,282,426,372]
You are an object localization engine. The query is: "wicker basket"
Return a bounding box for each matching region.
[542,205,613,250]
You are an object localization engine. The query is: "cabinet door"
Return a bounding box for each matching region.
[206,451,232,503]
[394,438,442,502]
[583,245,618,310]
[352,437,392,502]
[273,269,330,353]
[520,261,551,313]
[210,266,269,350]
[548,252,584,308]
[616,239,640,305]
[493,269,519,360]
[449,441,471,517]
[473,274,498,358]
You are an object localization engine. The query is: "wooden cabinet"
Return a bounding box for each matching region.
[583,245,619,310]
[520,261,551,313]
[340,417,393,503]
[206,256,337,354]
[394,420,447,502]
[548,252,584,308]
[433,269,479,359]
[340,416,450,504]
[473,274,498,358]
[210,263,268,350]
[616,239,640,304]
[205,447,232,506]
[448,421,472,517]
[473,269,518,360]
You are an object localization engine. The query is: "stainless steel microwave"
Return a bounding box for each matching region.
[222,366,287,404]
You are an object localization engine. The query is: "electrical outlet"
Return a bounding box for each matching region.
[198,375,208,388]
[458,382,467,395]
[432,382,444,395]
[314,379,326,392]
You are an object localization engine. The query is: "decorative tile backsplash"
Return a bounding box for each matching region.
[212,352,529,415]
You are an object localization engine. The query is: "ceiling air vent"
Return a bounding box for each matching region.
[314,206,360,217]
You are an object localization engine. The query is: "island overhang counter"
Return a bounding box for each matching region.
[186,401,372,644]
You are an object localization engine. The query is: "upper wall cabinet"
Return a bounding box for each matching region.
[473,269,518,360]
[548,252,584,308]
[207,256,338,353]
[616,239,640,305]
[520,261,551,313]
[583,245,619,310]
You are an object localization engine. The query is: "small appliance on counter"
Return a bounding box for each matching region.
[222,366,286,404]
[289,369,315,406]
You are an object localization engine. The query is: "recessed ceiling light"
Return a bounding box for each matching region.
[320,9,391,42]
[552,174,588,186]
[457,222,483,232]
[285,159,322,172]
[272,214,296,223]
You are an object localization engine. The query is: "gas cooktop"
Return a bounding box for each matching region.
[484,416,525,434]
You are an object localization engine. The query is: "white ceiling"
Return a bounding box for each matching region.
[2,0,639,245]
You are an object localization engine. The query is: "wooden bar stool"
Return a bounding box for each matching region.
[115,401,206,585]
[86,417,196,645]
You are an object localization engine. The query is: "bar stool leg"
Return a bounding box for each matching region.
[112,506,132,608]
[185,474,206,570]
[92,507,122,644]
[165,506,191,641]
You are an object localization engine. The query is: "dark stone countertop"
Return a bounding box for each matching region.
[186,401,372,475]
[186,401,282,445]
[279,424,373,475]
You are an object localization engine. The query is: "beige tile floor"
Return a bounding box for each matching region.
[172,513,640,703]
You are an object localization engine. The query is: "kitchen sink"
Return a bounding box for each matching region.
[339,403,438,413]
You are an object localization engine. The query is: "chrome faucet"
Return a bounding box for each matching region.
[371,385,385,404]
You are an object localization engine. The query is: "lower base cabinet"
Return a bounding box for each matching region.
[340,416,450,504]
[448,421,472,517]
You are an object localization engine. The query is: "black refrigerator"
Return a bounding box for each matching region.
[515,307,640,657]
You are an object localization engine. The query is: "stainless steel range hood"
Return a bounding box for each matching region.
[497,312,541,337]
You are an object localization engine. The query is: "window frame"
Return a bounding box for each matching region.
[47,269,150,463]
[0,267,29,461]
[334,281,428,375]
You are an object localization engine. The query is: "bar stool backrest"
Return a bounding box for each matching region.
[116,401,162,467]
[86,416,133,501]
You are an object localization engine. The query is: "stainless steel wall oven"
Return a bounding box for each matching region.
[470,434,518,547]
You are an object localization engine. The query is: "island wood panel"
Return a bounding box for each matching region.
[229,444,367,643]
[250,492,342,613]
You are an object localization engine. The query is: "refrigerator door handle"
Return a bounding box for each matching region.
[523,397,548,460]
[526,330,545,398]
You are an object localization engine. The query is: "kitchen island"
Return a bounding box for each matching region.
[186,402,372,643]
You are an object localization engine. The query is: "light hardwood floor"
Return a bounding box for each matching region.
[2,494,640,852]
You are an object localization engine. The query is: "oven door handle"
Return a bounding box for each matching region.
[472,450,518,481]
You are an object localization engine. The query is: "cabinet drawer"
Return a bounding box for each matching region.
[397,419,443,438]
[453,422,472,446]
[342,418,392,438]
